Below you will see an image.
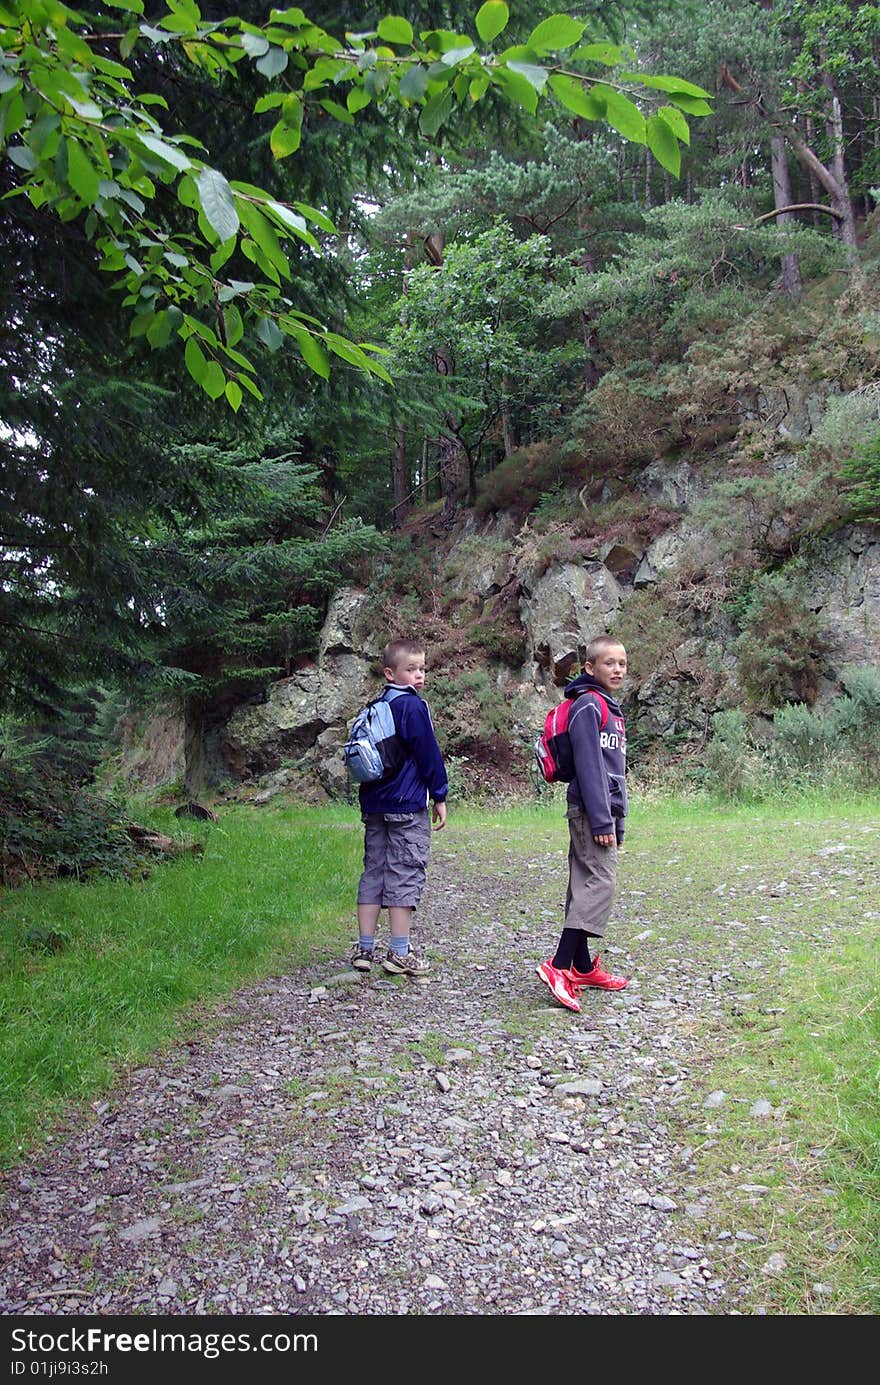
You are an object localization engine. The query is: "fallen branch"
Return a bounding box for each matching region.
[125,823,204,857]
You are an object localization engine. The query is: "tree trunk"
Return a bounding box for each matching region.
[391,421,408,525]
[821,70,858,250]
[802,95,822,226]
[644,148,653,208]
[769,132,803,298]
[183,698,206,800]
[501,385,516,456]
[438,429,466,507]
[788,125,858,253]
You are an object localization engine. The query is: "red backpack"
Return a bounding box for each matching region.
[534,690,609,784]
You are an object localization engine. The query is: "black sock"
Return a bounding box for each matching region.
[552,929,580,970]
[574,936,593,973]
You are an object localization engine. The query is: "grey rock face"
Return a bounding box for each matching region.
[755,380,840,443]
[634,523,706,587]
[805,526,880,670]
[519,562,623,678]
[637,458,705,511]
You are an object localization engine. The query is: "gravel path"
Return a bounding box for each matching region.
[0,835,756,1316]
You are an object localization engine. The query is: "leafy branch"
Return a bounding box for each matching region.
[0,1,712,406]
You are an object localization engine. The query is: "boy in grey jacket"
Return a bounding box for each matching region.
[536,635,630,1012]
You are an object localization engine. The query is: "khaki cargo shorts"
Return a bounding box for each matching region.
[357,810,432,909]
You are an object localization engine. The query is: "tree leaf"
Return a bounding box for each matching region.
[571,42,623,66]
[506,60,548,93]
[475,2,509,43]
[223,303,244,346]
[256,316,285,351]
[146,309,173,348]
[184,334,208,385]
[202,360,226,399]
[492,65,538,114]
[398,63,430,102]
[238,201,290,278]
[254,91,286,113]
[419,89,455,136]
[595,85,645,142]
[347,85,372,113]
[657,104,690,146]
[270,117,302,158]
[65,138,99,204]
[665,93,712,116]
[196,167,239,243]
[238,373,264,401]
[319,98,355,124]
[377,16,413,45]
[547,73,603,119]
[646,114,681,176]
[441,44,475,66]
[137,132,192,171]
[527,14,585,54]
[225,379,243,411]
[256,46,289,78]
[241,32,270,58]
[290,327,330,377]
[294,201,336,233]
[622,72,711,98]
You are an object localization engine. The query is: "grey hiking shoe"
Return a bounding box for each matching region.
[349,945,374,972]
[381,948,430,977]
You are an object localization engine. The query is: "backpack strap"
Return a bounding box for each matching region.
[584,690,609,729]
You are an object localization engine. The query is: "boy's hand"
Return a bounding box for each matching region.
[432,801,447,831]
[593,832,615,848]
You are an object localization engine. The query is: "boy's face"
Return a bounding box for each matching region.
[585,643,627,694]
[385,651,426,690]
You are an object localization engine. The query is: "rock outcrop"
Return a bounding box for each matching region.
[121,374,879,798]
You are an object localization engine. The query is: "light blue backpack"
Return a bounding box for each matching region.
[342,686,408,783]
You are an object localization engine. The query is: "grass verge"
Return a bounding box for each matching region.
[0,803,361,1166]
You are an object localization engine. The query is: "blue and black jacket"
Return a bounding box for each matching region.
[358,684,448,815]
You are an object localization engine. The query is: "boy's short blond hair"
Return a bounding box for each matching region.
[585,634,626,665]
[383,638,425,670]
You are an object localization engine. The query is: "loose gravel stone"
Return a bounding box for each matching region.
[0,840,769,1316]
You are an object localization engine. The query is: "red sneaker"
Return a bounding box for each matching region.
[536,960,581,1012]
[565,955,628,991]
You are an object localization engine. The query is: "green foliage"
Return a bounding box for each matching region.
[610,590,688,687]
[157,447,388,698]
[389,220,564,497]
[700,665,880,799]
[696,465,843,567]
[429,666,509,748]
[842,438,880,520]
[0,3,706,404]
[733,562,825,705]
[546,192,838,349]
[0,761,141,885]
[475,442,576,515]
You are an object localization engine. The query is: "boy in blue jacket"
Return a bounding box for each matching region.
[350,638,448,978]
[537,635,630,1012]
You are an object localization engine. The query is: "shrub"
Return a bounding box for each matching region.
[0,761,143,885]
[701,709,768,799]
[474,442,575,517]
[733,564,824,705]
[840,429,880,522]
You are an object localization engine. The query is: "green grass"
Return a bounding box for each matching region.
[0,803,362,1163]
